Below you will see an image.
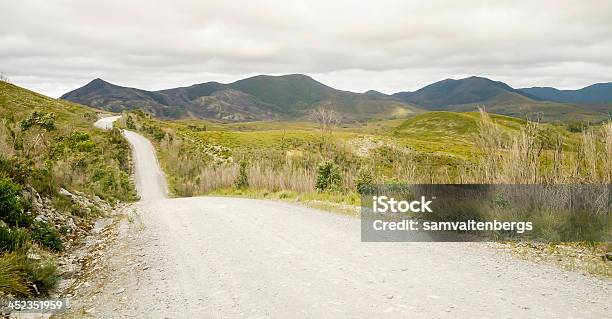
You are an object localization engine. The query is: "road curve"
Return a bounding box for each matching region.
[92,116,611,318]
[95,116,168,201]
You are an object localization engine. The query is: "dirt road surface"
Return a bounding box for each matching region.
[76,116,610,318]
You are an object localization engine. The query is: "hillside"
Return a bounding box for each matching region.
[0,81,137,200]
[392,76,611,122]
[446,98,608,123]
[61,75,421,122]
[394,111,524,141]
[391,111,580,157]
[520,82,612,104]
[0,81,137,297]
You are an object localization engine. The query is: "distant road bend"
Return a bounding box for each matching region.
[93,116,610,318]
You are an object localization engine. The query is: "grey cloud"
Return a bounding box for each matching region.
[1,0,611,97]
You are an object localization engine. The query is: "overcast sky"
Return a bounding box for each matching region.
[1,0,611,98]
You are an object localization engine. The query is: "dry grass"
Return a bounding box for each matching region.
[479,112,610,184]
[0,253,30,296]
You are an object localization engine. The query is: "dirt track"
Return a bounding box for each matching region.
[80,116,610,318]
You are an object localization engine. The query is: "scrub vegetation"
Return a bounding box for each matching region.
[119,108,610,198]
[0,81,137,297]
[120,106,611,275]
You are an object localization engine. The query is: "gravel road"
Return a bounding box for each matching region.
[87,116,610,318]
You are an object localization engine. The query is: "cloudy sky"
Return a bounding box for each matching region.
[1,0,611,97]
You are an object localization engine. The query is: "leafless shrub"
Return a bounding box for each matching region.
[310,103,340,137]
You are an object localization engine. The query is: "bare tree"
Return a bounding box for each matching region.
[310,103,340,137]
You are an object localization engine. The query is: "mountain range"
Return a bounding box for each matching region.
[61,75,417,121]
[519,83,612,104]
[61,74,612,122]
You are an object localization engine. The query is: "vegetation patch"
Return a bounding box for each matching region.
[0,81,137,297]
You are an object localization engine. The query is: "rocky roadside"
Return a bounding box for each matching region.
[489,241,612,279]
[5,187,134,319]
[50,203,148,319]
[49,204,135,318]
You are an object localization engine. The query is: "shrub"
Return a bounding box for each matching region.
[0,252,58,296]
[315,161,342,192]
[355,167,373,194]
[67,131,95,152]
[31,222,63,252]
[25,259,59,295]
[0,175,31,227]
[51,193,83,217]
[565,120,588,133]
[125,115,136,129]
[142,124,165,141]
[234,161,249,189]
[50,131,96,159]
[19,111,56,132]
[0,225,30,254]
[0,156,32,185]
[29,167,55,196]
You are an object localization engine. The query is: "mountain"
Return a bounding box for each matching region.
[519,83,612,104]
[364,90,388,98]
[61,75,420,121]
[392,76,611,122]
[392,76,537,109]
[60,78,173,114]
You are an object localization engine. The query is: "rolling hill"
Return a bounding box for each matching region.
[391,111,579,158]
[61,75,420,122]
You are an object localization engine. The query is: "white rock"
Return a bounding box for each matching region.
[59,188,73,197]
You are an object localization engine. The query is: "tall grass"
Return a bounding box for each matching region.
[0,253,31,296]
[475,109,611,184]
[164,155,317,196]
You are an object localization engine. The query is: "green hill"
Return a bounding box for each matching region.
[392,111,578,156]
[0,81,137,297]
[394,112,522,141]
[0,81,136,201]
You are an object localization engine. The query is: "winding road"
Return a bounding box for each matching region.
[90,116,610,318]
